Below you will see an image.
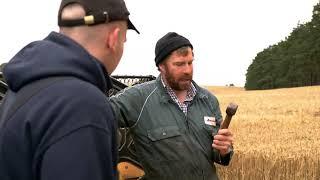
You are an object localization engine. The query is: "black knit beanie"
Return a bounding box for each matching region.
[155,32,193,66]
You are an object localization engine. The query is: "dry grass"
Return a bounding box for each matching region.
[205,85,320,180]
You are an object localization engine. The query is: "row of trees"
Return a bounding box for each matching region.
[245,3,320,90]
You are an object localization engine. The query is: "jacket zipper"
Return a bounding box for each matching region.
[185,110,189,130]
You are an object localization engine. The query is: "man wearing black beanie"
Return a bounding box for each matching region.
[155,32,193,66]
[111,32,234,180]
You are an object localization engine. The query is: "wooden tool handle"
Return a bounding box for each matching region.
[220,103,238,129]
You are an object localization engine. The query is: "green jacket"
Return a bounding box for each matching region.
[110,76,232,180]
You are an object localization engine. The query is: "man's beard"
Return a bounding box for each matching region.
[165,71,193,91]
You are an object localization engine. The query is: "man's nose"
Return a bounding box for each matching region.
[183,64,193,74]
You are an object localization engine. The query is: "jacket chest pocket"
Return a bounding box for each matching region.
[147,126,181,141]
[146,126,184,160]
[147,126,181,142]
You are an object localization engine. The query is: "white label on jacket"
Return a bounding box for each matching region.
[204,116,216,126]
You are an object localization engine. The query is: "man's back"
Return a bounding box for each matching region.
[0,33,117,180]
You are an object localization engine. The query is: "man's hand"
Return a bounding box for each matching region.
[212,129,233,156]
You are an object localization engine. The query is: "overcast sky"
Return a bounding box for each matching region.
[1,0,318,86]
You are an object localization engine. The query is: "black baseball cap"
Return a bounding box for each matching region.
[58,0,139,34]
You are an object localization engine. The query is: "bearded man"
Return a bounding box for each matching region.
[111,32,233,180]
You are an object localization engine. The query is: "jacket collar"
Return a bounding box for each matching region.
[155,75,208,103]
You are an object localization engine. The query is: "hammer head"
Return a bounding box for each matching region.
[226,103,238,116]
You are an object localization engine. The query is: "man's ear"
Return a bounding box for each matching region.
[158,63,165,72]
[106,27,120,52]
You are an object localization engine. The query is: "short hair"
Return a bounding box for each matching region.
[60,3,85,20]
[157,46,193,71]
[174,46,193,57]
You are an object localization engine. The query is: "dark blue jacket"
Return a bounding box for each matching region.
[0,32,117,180]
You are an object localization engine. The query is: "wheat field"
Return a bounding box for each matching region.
[206,85,320,180]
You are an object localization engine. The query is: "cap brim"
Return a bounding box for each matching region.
[128,19,140,34]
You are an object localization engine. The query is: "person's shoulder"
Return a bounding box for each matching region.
[115,79,157,97]
[194,82,214,96]
[194,83,219,102]
[198,86,211,94]
[133,79,157,91]
[45,78,113,125]
[43,77,107,105]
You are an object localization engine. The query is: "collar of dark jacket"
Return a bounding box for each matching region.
[155,75,208,104]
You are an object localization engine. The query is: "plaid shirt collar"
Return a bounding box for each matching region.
[161,76,197,115]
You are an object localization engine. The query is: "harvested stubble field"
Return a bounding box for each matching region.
[205,85,320,180]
